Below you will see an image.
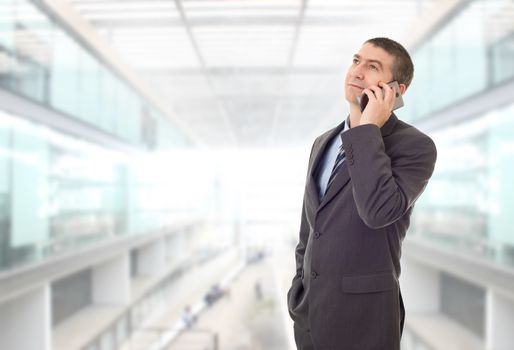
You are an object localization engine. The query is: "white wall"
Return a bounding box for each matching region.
[0,285,51,350]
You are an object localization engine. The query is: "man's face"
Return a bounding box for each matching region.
[344,43,395,104]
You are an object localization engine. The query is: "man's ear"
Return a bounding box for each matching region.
[399,83,407,95]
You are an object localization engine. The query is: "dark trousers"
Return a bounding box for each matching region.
[293,291,405,350]
[293,324,315,350]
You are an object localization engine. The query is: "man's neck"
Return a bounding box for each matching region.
[348,103,361,129]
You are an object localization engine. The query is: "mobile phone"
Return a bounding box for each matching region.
[358,81,404,112]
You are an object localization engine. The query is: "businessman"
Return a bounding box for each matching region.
[286,37,437,350]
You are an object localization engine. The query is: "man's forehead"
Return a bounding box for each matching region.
[353,43,394,68]
[354,44,393,64]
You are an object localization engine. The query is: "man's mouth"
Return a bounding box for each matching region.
[348,83,364,90]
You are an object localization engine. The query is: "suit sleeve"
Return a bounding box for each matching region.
[292,139,318,282]
[292,196,309,282]
[341,123,437,229]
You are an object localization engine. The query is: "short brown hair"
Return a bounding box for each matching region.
[364,37,414,89]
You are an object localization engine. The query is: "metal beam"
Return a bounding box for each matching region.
[89,16,359,28]
[139,66,342,76]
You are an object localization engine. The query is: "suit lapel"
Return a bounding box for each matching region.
[306,119,347,208]
[309,113,399,212]
[318,163,350,212]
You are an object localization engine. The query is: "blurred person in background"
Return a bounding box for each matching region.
[286,37,437,350]
[182,305,196,329]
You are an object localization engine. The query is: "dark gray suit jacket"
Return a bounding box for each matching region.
[287,114,437,350]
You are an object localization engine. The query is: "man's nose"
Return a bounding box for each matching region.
[350,65,364,80]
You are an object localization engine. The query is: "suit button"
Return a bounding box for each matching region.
[349,159,354,165]
[314,231,321,239]
[311,271,318,279]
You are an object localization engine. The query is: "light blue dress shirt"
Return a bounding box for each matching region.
[317,118,350,200]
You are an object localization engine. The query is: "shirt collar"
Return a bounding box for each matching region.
[343,116,350,133]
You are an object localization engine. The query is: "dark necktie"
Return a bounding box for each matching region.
[326,133,345,190]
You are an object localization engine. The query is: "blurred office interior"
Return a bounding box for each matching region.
[1,0,514,349]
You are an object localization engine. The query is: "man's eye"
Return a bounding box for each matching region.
[370,65,378,71]
[353,58,359,64]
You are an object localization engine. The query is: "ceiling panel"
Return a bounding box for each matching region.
[67,0,438,148]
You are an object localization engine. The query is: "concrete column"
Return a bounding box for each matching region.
[165,230,187,265]
[92,253,130,305]
[486,290,514,350]
[136,239,166,276]
[400,257,441,312]
[0,285,51,350]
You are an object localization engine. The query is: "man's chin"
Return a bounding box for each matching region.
[344,94,359,105]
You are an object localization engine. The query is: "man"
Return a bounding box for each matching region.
[286,37,437,350]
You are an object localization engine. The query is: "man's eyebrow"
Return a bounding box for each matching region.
[353,54,383,70]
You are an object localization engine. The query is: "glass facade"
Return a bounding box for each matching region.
[0,0,189,149]
[412,102,514,267]
[403,0,514,121]
[0,110,207,272]
[0,0,200,273]
[399,2,514,344]
[406,0,514,269]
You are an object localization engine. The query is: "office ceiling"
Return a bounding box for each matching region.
[68,0,437,149]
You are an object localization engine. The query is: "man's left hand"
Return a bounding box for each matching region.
[359,81,395,128]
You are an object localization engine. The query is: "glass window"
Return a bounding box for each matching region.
[0,121,10,269]
[98,67,117,132]
[111,83,135,141]
[408,45,432,120]
[0,110,136,272]
[412,102,514,268]
[0,0,16,88]
[430,23,455,112]
[48,138,125,251]
[453,2,487,100]
[490,33,514,85]
[0,0,15,51]
[10,0,52,102]
[49,30,79,116]
[78,52,101,125]
[487,105,514,249]
[11,120,49,251]
[0,0,192,272]
[0,0,190,148]
[405,0,513,122]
